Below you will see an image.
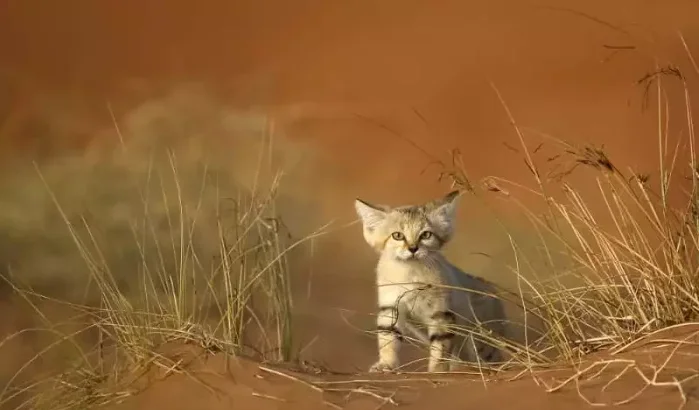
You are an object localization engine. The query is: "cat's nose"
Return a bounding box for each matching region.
[407,245,419,254]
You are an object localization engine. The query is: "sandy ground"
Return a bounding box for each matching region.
[2,1,699,409]
[105,327,699,410]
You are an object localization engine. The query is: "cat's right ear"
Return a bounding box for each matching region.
[354,199,387,231]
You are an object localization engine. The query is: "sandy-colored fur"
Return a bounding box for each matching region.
[355,191,506,373]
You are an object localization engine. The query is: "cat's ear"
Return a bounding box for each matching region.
[354,199,388,231]
[442,190,462,204]
[427,190,461,239]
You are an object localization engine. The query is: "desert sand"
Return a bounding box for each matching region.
[2,1,699,409]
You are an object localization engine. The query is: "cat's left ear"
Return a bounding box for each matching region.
[434,190,460,217]
[442,190,461,205]
[428,190,461,236]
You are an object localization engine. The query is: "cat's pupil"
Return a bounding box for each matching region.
[391,232,404,241]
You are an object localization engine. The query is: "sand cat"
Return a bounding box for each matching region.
[354,191,505,372]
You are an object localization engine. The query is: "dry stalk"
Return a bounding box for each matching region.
[251,391,287,403]
[258,366,342,410]
[535,331,699,409]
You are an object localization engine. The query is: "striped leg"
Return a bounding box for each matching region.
[427,311,456,372]
[369,304,404,373]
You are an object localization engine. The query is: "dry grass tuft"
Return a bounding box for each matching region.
[416,40,699,406]
[0,90,330,409]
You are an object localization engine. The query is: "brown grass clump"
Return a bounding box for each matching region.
[430,59,699,384]
[0,89,330,410]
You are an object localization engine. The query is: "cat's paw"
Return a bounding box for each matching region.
[369,361,397,373]
[427,361,450,373]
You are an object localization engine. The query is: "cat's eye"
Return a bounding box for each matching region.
[391,232,405,241]
[419,231,433,240]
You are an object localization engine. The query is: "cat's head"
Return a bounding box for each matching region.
[354,191,460,261]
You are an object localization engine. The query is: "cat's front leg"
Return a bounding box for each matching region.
[369,299,405,373]
[426,310,456,372]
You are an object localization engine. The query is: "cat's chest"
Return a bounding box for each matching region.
[376,259,443,286]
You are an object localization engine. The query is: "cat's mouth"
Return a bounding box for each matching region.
[401,252,423,261]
